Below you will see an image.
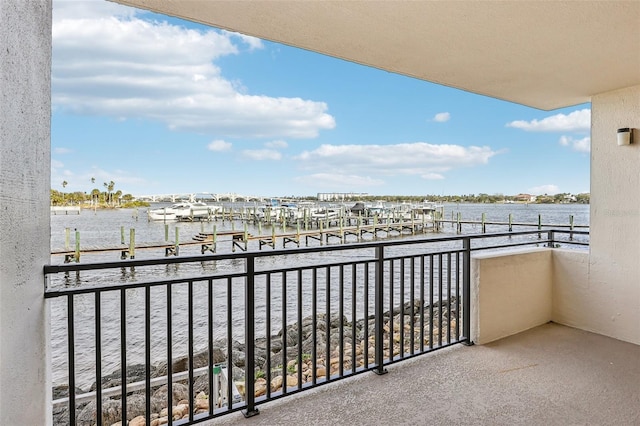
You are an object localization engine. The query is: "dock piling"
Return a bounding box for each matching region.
[129,229,135,259]
[74,230,80,263]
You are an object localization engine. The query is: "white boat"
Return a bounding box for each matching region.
[411,201,443,220]
[253,206,280,221]
[367,201,389,217]
[311,207,341,220]
[148,202,215,221]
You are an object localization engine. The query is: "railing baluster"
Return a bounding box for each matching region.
[67,295,76,426]
[297,269,303,389]
[455,252,461,341]
[400,258,405,358]
[351,264,357,374]
[166,284,172,426]
[463,237,473,345]
[363,262,369,369]
[266,274,272,398]
[374,246,387,375]
[325,267,331,381]
[281,271,287,393]
[429,255,434,350]
[243,256,259,417]
[207,279,214,416]
[145,286,151,425]
[388,258,394,362]
[188,280,194,422]
[447,253,452,344]
[419,255,425,353]
[120,288,127,424]
[311,268,317,386]
[438,254,443,347]
[226,278,232,410]
[339,265,344,378]
[95,292,102,426]
[410,256,415,355]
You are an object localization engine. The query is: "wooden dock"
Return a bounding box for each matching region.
[51,206,81,215]
[436,212,587,234]
[50,211,586,262]
[51,242,179,263]
[191,217,437,252]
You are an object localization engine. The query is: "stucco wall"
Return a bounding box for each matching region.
[589,85,640,345]
[0,1,52,424]
[552,249,593,328]
[471,248,553,345]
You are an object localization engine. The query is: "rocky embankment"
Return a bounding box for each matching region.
[54,298,459,426]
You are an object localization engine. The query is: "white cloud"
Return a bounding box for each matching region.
[528,184,559,195]
[241,149,282,160]
[294,173,384,188]
[265,140,288,149]
[54,147,73,154]
[225,31,264,51]
[53,0,136,20]
[559,136,590,153]
[208,139,232,152]
[506,109,590,133]
[295,142,498,179]
[433,112,450,123]
[52,1,335,139]
[421,173,445,180]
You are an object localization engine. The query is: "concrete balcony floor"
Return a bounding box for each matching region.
[211,323,640,425]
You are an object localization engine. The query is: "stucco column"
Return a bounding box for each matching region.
[0,1,52,424]
[589,85,640,345]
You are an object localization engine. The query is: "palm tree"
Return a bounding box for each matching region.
[108,181,115,206]
[103,181,116,206]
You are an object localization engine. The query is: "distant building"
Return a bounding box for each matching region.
[317,192,367,201]
[514,193,537,203]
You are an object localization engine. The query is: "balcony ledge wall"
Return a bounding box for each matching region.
[471,248,553,345]
[472,247,639,347]
[552,249,593,332]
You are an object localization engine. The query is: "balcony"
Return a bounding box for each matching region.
[46,229,633,426]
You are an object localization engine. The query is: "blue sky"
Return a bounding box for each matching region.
[51,0,591,198]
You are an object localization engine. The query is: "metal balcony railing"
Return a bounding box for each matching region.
[44,230,588,426]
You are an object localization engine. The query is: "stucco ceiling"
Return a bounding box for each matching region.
[113,1,640,111]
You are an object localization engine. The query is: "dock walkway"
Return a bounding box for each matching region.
[192,218,436,252]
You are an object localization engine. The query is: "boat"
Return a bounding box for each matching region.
[310,207,341,220]
[366,201,388,217]
[148,202,216,221]
[411,201,443,220]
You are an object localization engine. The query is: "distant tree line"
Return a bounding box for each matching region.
[50,178,149,208]
[295,193,590,204]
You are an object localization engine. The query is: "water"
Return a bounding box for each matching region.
[48,203,589,389]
